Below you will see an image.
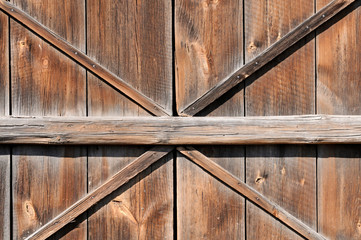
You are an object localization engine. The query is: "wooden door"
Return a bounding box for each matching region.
[0,0,360,239]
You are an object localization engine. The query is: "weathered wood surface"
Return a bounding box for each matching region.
[26,146,173,240]
[86,1,173,239]
[0,0,169,116]
[87,0,172,116]
[177,147,245,239]
[178,147,326,240]
[0,11,9,116]
[245,0,315,116]
[318,145,361,240]
[0,12,10,239]
[181,0,355,116]
[9,0,87,239]
[317,1,361,239]
[244,0,317,238]
[1,115,361,145]
[0,147,10,240]
[176,1,245,237]
[175,0,244,116]
[13,147,87,240]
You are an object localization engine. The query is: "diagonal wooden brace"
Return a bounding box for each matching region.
[25,146,174,240]
[0,0,170,116]
[180,0,356,116]
[178,146,327,240]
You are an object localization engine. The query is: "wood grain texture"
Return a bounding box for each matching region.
[10,20,86,116]
[245,0,315,116]
[9,1,87,239]
[244,0,317,238]
[177,146,245,239]
[246,203,303,240]
[318,145,361,240]
[178,147,325,240]
[0,146,10,240]
[86,0,173,238]
[317,2,361,239]
[317,0,361,114]
[175,0,244,116]
[181,0,355,116]
[88,147,174,240]
[87,0,172,115]
[0,11,9,115]
[26,146,173,240]
[2,115,361,145]
[246,145,316,239]
[0,1,169,116]
[13,146,87,240]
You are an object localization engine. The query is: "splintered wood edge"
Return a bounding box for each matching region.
[0,0,170,117]
[177,146,327,240]
[25,146,174,240]
[1,115,361,145]
[180,0,355,116]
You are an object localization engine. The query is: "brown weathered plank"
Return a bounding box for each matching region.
[9,0,87,239]
[0,12,9,238]
[0,146,10,240]
[178,147,326,240]
[317,1,361,238]
[244,0,317,238]
[181,0,355,116]
[175,0,244,116]
[0,0,169,116]
[246,203,303,240]
[175,1,245,237]
[26,146,173,240]
[87,0,172,116]
[2,115,361,145]
[318,145,361,240]
[177,146,245,239]
[0,11,9,115]
[246,145,317,239]
[86,0,173,239]
[13,146,87,240]
[245,0,315,115]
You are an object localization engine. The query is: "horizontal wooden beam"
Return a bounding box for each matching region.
[0,0,170,117]
[178,147,326,240]
[180,0,355,116]
[25,146,173,240]
[1,115,361,145]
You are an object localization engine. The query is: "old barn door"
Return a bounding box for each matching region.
[0,0,360,239]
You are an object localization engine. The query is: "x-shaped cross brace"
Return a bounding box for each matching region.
[0,0,357,239]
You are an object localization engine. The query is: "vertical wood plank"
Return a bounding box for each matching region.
[0,12,10,239]
[175,0,244,115]
[246,145,316,239]
[318,146,361,240]
[0,11,9,115]
[317,0,361,114]
[244,1,317,238]
[13,147,87,240]
[245,0,315,116]
[317,1,361,239]
[87,0,173,238]
[176,1,245,238]
[177,146,245,239]
[10,0,87,239]
[88,146,173,240]
[0,146,10,240]
[87,0,172,114]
